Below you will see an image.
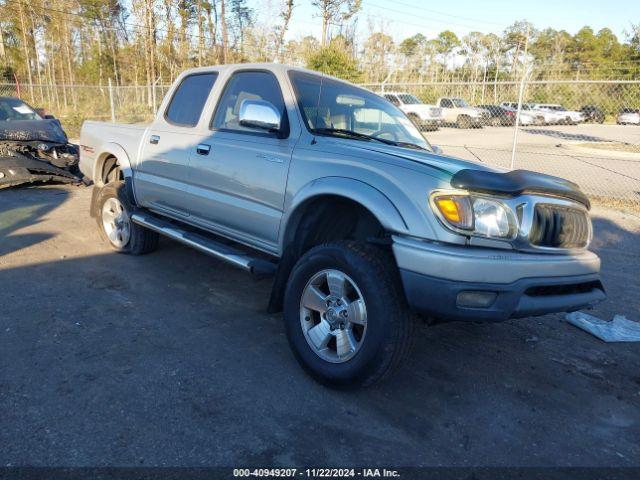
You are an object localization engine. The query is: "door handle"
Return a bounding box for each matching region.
[196,144,211,156]
[150,135,160,145]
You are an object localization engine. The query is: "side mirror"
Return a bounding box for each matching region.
[44,114,56,120]
[239,99,282,133]
[432,145,443,155]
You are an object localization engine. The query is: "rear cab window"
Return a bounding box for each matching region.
[165,72,218,127]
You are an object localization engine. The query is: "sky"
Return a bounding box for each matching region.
[272,0,638,44]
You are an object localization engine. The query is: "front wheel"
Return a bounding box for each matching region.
[283,241,414,388]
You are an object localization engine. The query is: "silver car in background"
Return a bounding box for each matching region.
[617,108,640,125]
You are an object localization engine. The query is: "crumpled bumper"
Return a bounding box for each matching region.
[0,154,80,189]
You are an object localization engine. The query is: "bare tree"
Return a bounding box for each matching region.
[221,0,229,62]
[311,0,362,47]
[274,0,295,62]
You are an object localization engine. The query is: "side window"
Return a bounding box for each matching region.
[384,94,400,106]
[441,99,453,108]
[212,71,288,136]
[165,73,218,127]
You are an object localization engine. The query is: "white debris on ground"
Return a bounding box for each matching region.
[565,312,640,342]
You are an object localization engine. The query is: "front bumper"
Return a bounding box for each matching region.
[392,236,605,322]
[420,118,443,126]
[0,153,80,189]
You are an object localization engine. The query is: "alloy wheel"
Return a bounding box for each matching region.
[299,269,368,363]
[101,197,131,248]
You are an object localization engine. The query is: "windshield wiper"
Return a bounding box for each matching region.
[310,127,393,145]
[310,127,427,151]
[392,141,428,151]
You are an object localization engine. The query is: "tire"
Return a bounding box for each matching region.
[283,241,414,388]
[95,181,159,255]
[457,115,472,129]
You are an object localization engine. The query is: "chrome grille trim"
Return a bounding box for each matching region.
[509,195,592,253]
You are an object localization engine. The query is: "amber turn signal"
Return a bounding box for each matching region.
[433,195,473,229]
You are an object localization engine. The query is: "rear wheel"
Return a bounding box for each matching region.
[95,181,159,255]
[283,241,414,388]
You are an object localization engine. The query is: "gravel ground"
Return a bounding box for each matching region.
[1,185,639,468]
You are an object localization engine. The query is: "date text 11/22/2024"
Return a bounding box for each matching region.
[232,468,400,477]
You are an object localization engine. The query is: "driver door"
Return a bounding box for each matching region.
[185,70,297,250]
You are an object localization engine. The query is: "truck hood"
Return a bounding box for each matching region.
[0,119,68,143]
[339,141,499,178]
[335,141,588,206]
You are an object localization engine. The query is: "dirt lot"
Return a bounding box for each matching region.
[1,185,640,468]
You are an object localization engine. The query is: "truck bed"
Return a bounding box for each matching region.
[79,121,149,182]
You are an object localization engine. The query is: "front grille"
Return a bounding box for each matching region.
[529,204,590,249]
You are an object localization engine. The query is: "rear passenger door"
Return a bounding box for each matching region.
[186,70,297,251]
[135,72,218,218]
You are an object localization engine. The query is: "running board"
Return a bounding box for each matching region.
[131,213,277,276]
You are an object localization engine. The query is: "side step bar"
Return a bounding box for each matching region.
[131,213,277,277]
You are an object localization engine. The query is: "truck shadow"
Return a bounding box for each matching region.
[0,186,70,256]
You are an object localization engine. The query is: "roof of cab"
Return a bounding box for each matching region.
[177,62,328,79]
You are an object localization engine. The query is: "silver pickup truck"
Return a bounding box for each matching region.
[79,63,605,387]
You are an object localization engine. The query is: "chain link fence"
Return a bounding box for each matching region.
[362,79,640,213]
[2,78,639,213]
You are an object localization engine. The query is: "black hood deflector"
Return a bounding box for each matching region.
[451,169,590,209]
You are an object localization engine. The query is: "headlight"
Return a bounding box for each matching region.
[431,193,517,239]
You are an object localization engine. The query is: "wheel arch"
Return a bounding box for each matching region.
[278,177,408,254]
[268,177,409,314]
[89,143,137,217]
[93,142,133,187]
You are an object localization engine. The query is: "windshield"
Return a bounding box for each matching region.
[397,94,422,105]
[0,97,42,121]
[289,71,430,150]
[452,98,469,108]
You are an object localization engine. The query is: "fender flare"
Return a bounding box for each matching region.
[91,142,137,209]
[278,176,408,253]
[93,142,133,185]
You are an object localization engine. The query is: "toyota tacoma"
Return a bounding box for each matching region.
[79,64,605,387]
